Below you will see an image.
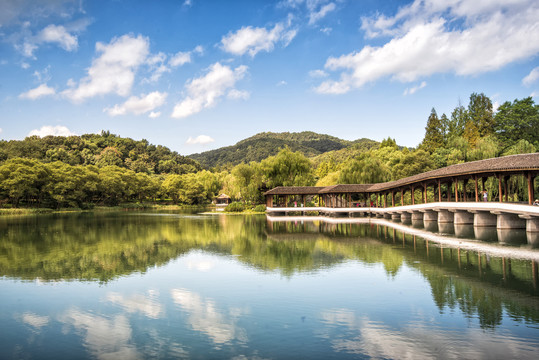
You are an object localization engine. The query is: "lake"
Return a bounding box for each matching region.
[1,211,538,359]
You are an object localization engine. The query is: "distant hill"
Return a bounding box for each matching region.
[188,131,380,168]
[0,131,200,174]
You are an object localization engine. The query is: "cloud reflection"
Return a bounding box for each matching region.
[171,288,248,347]
[320,308,538,359]
[60,308,140,360]
[106,290,163,319]
[20,312,50,330]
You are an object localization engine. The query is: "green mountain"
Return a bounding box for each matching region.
[0,131,200,174]
[188,131,379,168]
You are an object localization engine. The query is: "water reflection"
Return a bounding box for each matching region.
[1,211,539,358]
[319,309,538,359]
[60,309,139,360]
[171,288,248,347]
[106,290,163,319]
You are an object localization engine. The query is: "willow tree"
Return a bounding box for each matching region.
[261,147,315,188]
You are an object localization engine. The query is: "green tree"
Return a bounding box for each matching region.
[421,108,444,153]
[95,147,123,167]
[261,148,315,188]
[45,162,101,208]
[468,136,500,161]
[465,93,494,145]
[0,158,51,207]
[338,153,389,184]
[494,97,539,148]
[448,101,468,140]
[392,150,434,180]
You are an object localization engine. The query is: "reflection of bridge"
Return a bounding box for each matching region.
[265,153,539,232]
[265,215,539,261]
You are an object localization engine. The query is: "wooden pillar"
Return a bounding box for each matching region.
[454,178,459,202]
[463,179,468,202]
[474,175,479,202]
[391,191,395,207]
[401,189,404,206]
[383,193,387,208]
[303,195,306,207]
[423,183,427,203]
[528,172,535,205]
[504,176,509,202]
[438,179,442,202]
[498,174,503,202]
[411,185,415,205]
[348,193,351,207]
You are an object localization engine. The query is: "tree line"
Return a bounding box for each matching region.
[0,93,537,208]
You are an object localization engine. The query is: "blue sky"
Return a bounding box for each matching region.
[1,0,538,155]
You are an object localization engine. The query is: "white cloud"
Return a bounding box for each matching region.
[171,62,248,119]
[227,89,250,100]
[62,34,149,102]
[149,111,161,118]
[19,83,56,99]
[523,67,539,86]
[221,23,297,57]
[308,2,336,25]
[403,81,427,95]
[0,128,3,134]
[105,91,167,116]
[38,24,78,51]
[28,125,75,137]
[169,51,191,67]
[320,27,332,34]
[317,0,539,94]
[186,135,215,145]
[309,69,328,78]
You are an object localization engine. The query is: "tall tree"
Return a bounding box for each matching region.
[448,101,467,139]
[421,108,443,153]
[494,97,539,148]
[465,93,494,145]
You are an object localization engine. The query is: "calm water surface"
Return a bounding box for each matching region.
[1,211,538,359]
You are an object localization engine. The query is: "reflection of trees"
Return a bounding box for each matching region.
[1,213,538,329]
[374,226,539,328]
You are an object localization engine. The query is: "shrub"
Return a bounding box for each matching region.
[225,202,245,212]
[252,204,266,212]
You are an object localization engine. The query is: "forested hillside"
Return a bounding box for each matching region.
[188,131,372,168]
[0,131,200,174]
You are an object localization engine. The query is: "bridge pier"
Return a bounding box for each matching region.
[471,211,497,227]
[437,210,454,223]
[391,213,401,220]
[493,212,526,230]
[401,213,411,221]
[452,210,474,225]
[519,215,539,232]
[411,212,423,221]
[422,210,438,222]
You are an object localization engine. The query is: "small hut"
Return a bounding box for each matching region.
[214,194,232,206]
